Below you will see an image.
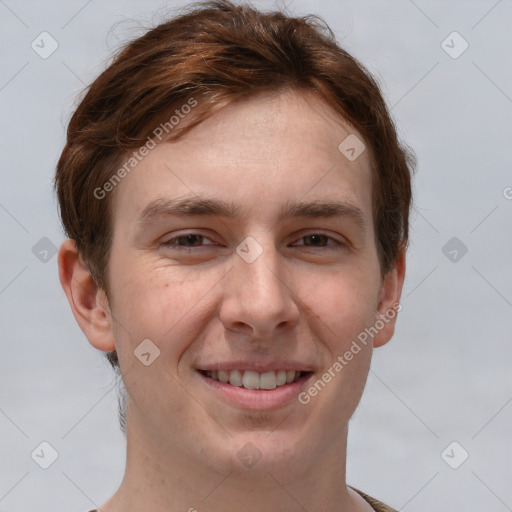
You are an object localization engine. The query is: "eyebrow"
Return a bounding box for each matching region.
[137,196,367,232]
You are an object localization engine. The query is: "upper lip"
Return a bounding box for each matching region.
[196,360,314,372]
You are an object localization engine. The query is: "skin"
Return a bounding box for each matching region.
[59,88,405,512]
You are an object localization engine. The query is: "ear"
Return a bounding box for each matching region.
[372,246,406,348]
[57,239,116,352]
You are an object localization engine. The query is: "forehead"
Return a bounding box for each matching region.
[111,89,374,231]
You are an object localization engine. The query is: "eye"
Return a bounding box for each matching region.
[160,231,347,252]
[161,233,218,250]
[292,233,346,250]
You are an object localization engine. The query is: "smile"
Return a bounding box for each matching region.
[198,369,311,389]
[196,369,314,410]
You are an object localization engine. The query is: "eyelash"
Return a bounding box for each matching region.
[160,232,346,252]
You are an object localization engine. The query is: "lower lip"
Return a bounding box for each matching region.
[196,371,313,411]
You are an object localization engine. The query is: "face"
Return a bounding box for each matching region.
[97,89,402,477]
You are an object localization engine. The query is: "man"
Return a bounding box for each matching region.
[55,1,414,511]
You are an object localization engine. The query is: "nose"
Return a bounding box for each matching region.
[219,236,300,339]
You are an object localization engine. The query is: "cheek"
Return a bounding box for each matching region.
[300,270,377,420]
[301,262,381,345]
[108,262,216,413]
[108,255,226,356]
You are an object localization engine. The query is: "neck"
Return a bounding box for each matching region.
[101,415,370,512]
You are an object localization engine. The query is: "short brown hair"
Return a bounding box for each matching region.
[55,0,415,391]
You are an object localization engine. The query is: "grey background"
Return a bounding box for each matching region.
[1,0,511,511]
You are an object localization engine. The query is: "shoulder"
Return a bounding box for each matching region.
[349,486,398,512]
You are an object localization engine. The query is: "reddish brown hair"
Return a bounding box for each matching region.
[55,0,415,379]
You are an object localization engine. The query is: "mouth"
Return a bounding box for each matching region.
[196,369,314,410]
[197,369,312,389]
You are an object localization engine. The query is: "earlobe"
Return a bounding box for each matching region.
[58,239,116,352]
[372,247,406,348]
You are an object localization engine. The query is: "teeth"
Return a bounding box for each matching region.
[259,371,277,390]
[276,370,287,386]
[203,369,305,389]
[242,370,260,389]
[229,369,243,387]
